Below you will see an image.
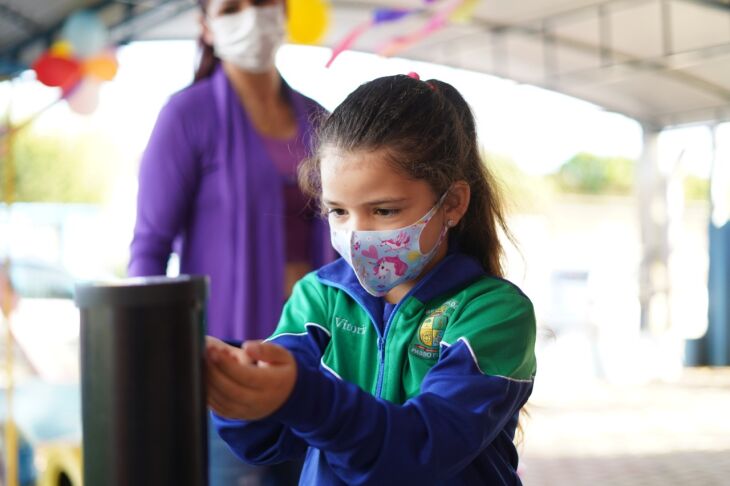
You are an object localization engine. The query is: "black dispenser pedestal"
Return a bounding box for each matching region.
[74,276,209,486]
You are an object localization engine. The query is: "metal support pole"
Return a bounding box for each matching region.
[541,19,556,85]
[1,77,18,486]
[638,126,671,335]
[598,3,612,67]
[661,0,674,56]
[707,124,730,365]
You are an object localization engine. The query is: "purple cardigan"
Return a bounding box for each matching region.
[129,65,331,341]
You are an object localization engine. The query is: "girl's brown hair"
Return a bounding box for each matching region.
[299,74,512,277]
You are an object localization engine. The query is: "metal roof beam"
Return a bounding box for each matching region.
[0,4,44,33]
[346,0,728,126]
[109,0,195,45]
[0,0,192,78]
[0,0,119,68]
[680,0,730,11]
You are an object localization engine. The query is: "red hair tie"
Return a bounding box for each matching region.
[407,71,436,92]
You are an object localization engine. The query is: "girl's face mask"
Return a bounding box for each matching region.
[330,194,449,297]
[208,5,285,73]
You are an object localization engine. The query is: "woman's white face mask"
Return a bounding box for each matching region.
[208,5,286,73]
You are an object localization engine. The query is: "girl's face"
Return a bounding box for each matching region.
[320,148,448,257]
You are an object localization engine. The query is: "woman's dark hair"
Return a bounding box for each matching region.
[193,0,219,82]
[299,74,513,277]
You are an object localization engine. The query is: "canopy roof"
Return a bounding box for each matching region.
[1,0,729,128]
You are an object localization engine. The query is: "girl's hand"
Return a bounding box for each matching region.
[205,337,297,420]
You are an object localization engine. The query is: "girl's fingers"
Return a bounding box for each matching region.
[206,336,229,354]
[207,371,257,419]
[207,352,268,402]
[210,349,269,390]
[243,341,292,365]
[207,392,227,415]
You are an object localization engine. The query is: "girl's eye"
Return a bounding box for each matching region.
[326,208,347,217]
[374,208,400,217]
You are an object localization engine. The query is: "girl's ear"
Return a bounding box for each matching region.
[444,180,470,227]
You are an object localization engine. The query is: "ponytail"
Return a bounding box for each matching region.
[193,0,218,83]
[194,39,218,83]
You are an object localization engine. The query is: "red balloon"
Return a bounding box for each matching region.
[32,53,83,91]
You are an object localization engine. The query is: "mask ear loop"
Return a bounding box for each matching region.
[437,189,457,230]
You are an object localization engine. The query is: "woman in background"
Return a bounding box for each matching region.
[128,0,330,483]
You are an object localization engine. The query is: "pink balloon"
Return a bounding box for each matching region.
[66,78,101,115]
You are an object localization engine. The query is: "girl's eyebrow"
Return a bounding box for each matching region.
[364,198,408,206]
[323,198,408,207]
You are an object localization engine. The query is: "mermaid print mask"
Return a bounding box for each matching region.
[330,194,448,297]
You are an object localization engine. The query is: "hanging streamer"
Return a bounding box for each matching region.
[326,0,479,67]
[326,8,415,67]
[377,0,467,58]
[450,0,480,23]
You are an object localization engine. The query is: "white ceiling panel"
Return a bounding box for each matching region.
[1,0,729,127]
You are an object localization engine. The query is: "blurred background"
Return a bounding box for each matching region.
[0,0,729,485]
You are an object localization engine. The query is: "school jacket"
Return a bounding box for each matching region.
[213,251,537,485]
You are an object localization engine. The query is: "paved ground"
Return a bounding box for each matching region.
[519,367,730,486]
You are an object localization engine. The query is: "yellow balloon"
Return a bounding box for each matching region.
[50,40,74,59]
[287,0,330,45]
[84,55,118,81]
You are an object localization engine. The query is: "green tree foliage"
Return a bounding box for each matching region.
[484,151,553,212]
[553,152,635,195]
[684,175,709,201]
[0,127,118,203]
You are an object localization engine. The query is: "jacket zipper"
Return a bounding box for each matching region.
[374,305,401,398]
[319,278,404,399]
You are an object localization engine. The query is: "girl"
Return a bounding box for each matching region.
[206,74,537,485]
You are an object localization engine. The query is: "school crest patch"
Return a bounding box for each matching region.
[409,301,458,360]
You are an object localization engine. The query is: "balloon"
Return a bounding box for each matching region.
[50,41,74,59]
[65,78,101,115]
[84,53,118,81]
[32,54,83,91]
[287,0,330,44]
[61,10,109,58]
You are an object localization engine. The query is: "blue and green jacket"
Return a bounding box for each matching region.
[213,251,537,485]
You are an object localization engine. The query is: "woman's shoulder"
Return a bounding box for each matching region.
[150,79,219,149]
[163,79,217,120]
